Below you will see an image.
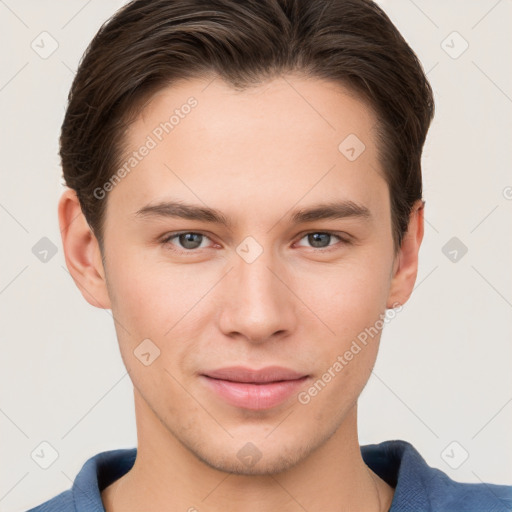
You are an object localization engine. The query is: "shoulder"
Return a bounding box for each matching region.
[25,490,74,512]
[419,464,512,512]
[362,439,512,512]
[23,447,136,512]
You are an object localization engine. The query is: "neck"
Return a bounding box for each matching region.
[102,391,394,512]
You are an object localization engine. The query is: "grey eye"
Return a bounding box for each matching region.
[177,233,204,250]
[307,233,332,248]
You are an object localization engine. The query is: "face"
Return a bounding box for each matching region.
[77,75,417,475]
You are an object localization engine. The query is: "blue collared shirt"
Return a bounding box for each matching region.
[26,439,512,511]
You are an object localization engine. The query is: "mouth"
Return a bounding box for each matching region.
[200,366,310,410]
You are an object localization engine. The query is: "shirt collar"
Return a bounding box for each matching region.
[71,440,433,511]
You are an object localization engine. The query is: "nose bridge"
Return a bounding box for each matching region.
[239,250,278,298]
[218,237,294,341]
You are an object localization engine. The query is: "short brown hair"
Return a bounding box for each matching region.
[60,0,434,251]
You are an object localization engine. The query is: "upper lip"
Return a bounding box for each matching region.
[202,366,308,383]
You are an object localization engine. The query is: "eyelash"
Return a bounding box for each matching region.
[160,230,350,254]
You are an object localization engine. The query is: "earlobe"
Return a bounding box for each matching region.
[386,200,425,308]
[58,188,111,310]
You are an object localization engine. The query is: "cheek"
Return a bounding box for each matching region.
[105,251,210,376]
[106,251,200,335]
[296,253,393,340]
[105,257,202,405]
[299,298,384,422]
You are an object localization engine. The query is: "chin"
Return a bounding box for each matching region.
[199,447,307,476]
[186,433,318,476]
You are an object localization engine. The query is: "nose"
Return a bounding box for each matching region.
[217,246,297,345]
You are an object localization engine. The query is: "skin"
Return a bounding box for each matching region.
[59,75,424,512]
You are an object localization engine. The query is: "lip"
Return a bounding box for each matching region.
[200,366,309,410]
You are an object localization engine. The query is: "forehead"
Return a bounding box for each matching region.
[139,74,377,150]
[106,75,388,223]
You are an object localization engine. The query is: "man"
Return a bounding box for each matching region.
[28,0,512,511]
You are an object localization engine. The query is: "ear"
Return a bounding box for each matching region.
[58,188,112,310]
[386,199,425,308]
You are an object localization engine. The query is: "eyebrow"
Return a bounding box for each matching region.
[134,199,371,229]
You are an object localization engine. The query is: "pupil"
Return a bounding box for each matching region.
[309,233,329,248]
[180,233,201,249]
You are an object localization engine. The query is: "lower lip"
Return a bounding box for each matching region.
[201,375,309,410]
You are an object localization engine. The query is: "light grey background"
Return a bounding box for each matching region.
[1,1,511,510]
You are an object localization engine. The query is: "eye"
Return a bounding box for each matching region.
[162,232,213,252]
[161,230,350,254]
[295,231,347,250]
